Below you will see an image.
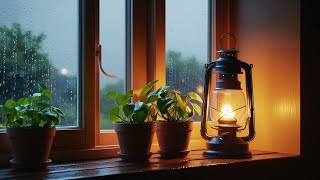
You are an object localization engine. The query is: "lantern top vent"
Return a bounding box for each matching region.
[217,33,239,57]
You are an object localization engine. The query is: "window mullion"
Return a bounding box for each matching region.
[147,0,166,89]
[83,0,99,148]
[131,0,148,101]
[53,0,99,150]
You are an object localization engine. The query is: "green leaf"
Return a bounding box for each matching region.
[115,89,133,106]
[39,83,47,91]
[42,89,52,99]
[187,107,194,118]
[157,98,170,113]
[190,102,202,116]
[116,94,130,106]
[110,106,119,116]
[146,94,158,103]
[44,121,52,128]
[37,102,51,109]
[31,118,41,127]
[188,92,202,103]
[44,111,57,119]
[138,80,158,100]
[176,106,185,119]
[134,102,144,111]
[110,106,122,122]
[28,96,39,103]
[14,118,24,127]
[148,86,163,97]
[123,103,134,117]
[176,93,186,109]
[125,89,133,97]
[32,93,42,97]
[15,105,27,112]
[26,109,38,119]
[5,99,16,108]
[17,98,29,105]
[132,105,148,123]
[52,119,60,126]
[39,120,48,127]
[53,107,65,116]
[107,91,117,99]
[164,100,174,110]
[160,90,168,98]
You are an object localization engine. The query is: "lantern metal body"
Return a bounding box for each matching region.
[200,34,255,158]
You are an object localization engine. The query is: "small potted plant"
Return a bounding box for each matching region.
[107,80,158,162]
[148,86,202,158]
[0,84,64,171]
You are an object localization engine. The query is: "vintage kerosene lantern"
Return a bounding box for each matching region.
[200,33,255,158]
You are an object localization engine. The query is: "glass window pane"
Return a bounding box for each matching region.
[166,0,208,121]
[100,0,126,130]
[0,0,80,128]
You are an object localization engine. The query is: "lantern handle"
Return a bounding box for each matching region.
[240,61,256,142]
[200,62,216,141]
[219,33,237,50]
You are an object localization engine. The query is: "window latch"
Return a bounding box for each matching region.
[96,45,117,78]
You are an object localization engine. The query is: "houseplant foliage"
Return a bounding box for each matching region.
[149,86,202,158]
[0,84,64,128]
[150,86,202,122]
[107,80,158,161]
[0,84,64,170]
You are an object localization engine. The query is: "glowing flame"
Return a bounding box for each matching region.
[220,104,235,119]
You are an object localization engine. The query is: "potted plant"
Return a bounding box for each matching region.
[0,84,64,171]
[107,80,158,162]
[148,86,202,158]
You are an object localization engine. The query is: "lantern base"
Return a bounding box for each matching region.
[203,136,252,158]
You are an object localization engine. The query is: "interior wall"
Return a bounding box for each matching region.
[234,0,300,154]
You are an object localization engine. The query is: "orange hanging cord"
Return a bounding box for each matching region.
[96,45,118,78]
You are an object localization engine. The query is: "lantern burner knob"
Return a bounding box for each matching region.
[220,132,230,140]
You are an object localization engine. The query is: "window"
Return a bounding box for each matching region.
[99,0,127,130]
[166,0,209,121]
[0,0,80,128]
[0,0,219,164]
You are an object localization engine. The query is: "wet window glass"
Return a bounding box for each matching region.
[0,0,80,128]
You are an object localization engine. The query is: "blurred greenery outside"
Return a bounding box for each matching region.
[101,50,206,129]
[0,23,77,128]
[0,24,205,130]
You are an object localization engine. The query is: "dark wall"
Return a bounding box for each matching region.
[301,0,319,176]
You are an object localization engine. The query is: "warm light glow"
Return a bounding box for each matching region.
[196,85,203,94]
[60,68,69,75]
[220,104,235,119]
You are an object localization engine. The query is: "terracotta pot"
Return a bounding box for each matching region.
[156,121,193,158]
[114,122,155,162]
[6,127,56,171]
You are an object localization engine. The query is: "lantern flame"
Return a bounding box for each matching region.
[220,104,235,119]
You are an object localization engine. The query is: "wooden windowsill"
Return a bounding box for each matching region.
[0,150,301,179]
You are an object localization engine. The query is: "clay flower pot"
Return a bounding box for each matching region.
[114,122,156,162]
[156,121,193,158]
[6,127,56,171]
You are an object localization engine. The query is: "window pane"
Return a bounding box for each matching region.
[0,0,80,128]
[100,0,126,130]
[166,0,208,121]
